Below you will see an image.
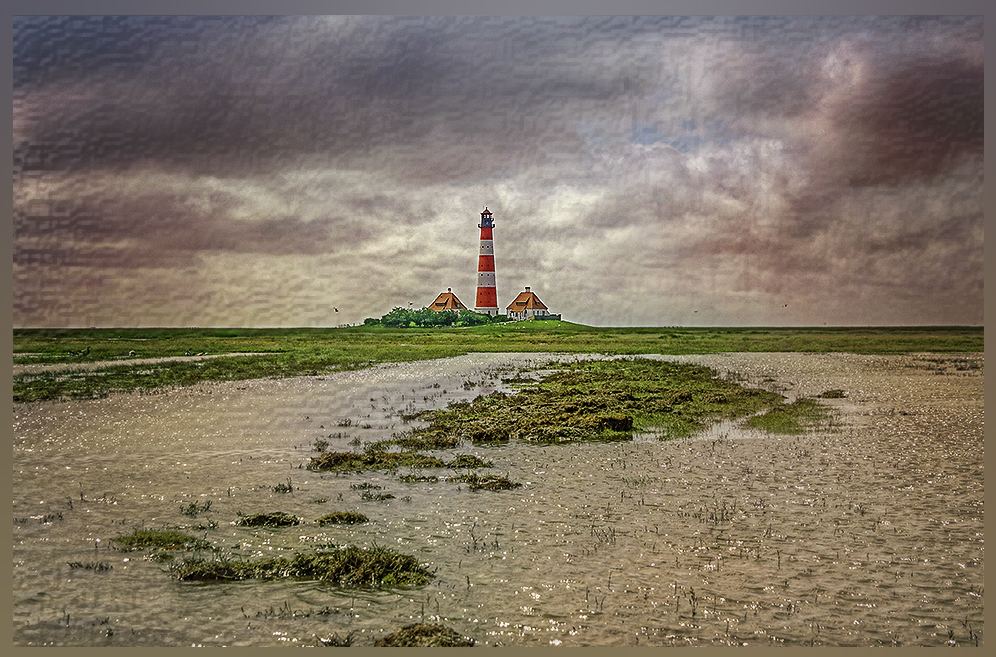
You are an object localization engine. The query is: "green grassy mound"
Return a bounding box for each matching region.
[236,512,299,527]
[412,358,785,443]
[113,528,212,552]
[374,623,475,647]
[168,545,432,588]
[316,511,369,525]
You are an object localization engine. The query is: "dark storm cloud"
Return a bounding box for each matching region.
[13,181,381,268]
[15,15,983,179]
[12,15,674,179]
[12,14,984,327]
[829,57,984,187]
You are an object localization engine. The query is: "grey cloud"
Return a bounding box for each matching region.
[829,57,984,187]
[12,15,983,327]
[13,184,382,269]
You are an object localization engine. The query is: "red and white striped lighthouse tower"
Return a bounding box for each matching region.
[475,207,499,316]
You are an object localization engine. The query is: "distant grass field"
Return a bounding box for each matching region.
[12,322,983,403]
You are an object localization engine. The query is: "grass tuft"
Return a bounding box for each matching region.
[374,623,474,647]
[446,454,494,469]
[67,560,113,571]
[456,473,522,491]
[398,474,440,483]
[308,451,445,472]
[113,528,213,552]
[168,545,433,588]
[744,398,829,433]
[236,512,299,527]
[317,511,369,525]
[819,389,847,398]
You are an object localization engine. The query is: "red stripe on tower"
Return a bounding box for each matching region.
[475,207,499,315]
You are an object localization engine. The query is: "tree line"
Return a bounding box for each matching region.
[364,307,511,328]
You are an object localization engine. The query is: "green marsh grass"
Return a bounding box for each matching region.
[411,358,785,444]
[67,560,113,571]
[316,511,369,525]
[445,454,494,468]
[308,450,446,472]
[113,528,212,552]
[818,389,847,399]
[456,473,522,491]
[13,324,982,403]
[398,474,440,483]
[743,398,830,434]
[168,545,433,588]
[235,512,299,527]
[374,623,475,647]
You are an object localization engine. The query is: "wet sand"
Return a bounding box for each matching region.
[12,351,984,646]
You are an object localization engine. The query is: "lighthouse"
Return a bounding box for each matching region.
[475,207,499,316]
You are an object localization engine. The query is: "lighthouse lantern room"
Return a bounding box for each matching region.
[475,207,499,316]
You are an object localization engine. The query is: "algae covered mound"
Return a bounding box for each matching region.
[236,511,299,527]
[113,528,212,552]
[744,397,830,434]
[456,473,521,491]
[412,357,785,443]
[316,511,369,525]
[169,545,433,587]
[308,448,445,472]
[374,623,475,647]
[446,454,494,469]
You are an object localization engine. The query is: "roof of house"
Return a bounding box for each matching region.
[429,289,466,311]
[506,288,548,311]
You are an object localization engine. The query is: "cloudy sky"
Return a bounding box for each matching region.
[12,12,984,327]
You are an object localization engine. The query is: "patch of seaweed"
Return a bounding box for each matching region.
[308,450,445,472]
[236,512,299,527]
[113,528,213,552]
[386,429,462,451]
[819,388,847,398]
[417,358,785,444]
[445,454,494,469]
[744,398,829,434]
[316,511,369,525]
[374,623,474,647]
[398,474,440,483]
[456,473,522,491]
[168,545,433,588]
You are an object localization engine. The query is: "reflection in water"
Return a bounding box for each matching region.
[12,353,983,647]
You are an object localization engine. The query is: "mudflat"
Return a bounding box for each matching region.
[12,351,983,646]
